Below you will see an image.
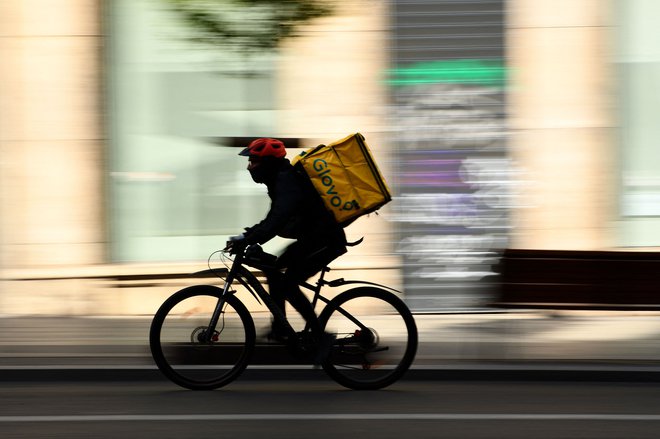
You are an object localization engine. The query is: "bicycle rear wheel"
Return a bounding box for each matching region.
[149,285,255,390]
[318,287,418,390]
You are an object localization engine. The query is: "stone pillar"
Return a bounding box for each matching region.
[0,0,104,270]
[276,0,397,279]
[507,0,616,249]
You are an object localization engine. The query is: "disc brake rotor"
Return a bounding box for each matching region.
[191,326,219,343]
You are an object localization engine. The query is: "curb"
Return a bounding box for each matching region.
[2,364,660,383]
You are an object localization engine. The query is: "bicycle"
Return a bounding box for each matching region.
[149,242,418,390]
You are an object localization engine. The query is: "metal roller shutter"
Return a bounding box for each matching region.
[388,0,509,310]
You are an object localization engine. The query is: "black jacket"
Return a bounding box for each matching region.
[243,159,345,247]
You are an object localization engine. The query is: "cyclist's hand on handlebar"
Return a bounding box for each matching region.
[225,233,247,255]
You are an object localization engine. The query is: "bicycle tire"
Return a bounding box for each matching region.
[318,286,418,390]
[150,285,255,390]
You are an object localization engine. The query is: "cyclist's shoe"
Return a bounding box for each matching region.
[264,321,291,344]
[313,332,336,367]
[265,329,290,344]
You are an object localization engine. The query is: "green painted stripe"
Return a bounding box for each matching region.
[387,59,507,86]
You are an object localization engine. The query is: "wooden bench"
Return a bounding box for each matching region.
[491,249,660,310]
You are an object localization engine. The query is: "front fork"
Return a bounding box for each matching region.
[201,251,297,343]
[201,252,243,343]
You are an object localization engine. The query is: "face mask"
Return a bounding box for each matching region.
[247,157,281,184]
[249,166,267,183]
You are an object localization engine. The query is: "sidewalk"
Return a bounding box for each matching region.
[2,311,660,381]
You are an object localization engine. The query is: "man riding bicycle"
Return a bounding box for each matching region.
[226,137,346,363]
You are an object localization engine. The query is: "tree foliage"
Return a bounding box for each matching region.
[166,0,333,53]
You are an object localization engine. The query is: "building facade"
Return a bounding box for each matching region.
[0,0,657,315]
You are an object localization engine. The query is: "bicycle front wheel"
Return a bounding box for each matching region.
[318,287,418,390]
[149,285,255,390]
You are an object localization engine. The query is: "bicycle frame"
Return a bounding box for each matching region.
[192,250,404,342]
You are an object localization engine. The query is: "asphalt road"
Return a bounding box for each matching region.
[1,379,660,438]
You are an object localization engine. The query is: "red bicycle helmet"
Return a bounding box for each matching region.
[239,138,286,159]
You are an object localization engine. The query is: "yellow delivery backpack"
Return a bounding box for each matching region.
[292,133,392,227]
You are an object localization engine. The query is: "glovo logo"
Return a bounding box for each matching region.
[313,158,360,211]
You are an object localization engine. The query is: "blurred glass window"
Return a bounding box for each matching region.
[106,0,275,261]
[618,0,660,245]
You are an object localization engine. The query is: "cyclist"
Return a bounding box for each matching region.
[226,137,346,363]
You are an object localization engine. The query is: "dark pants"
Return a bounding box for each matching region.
[266,237,346,335]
